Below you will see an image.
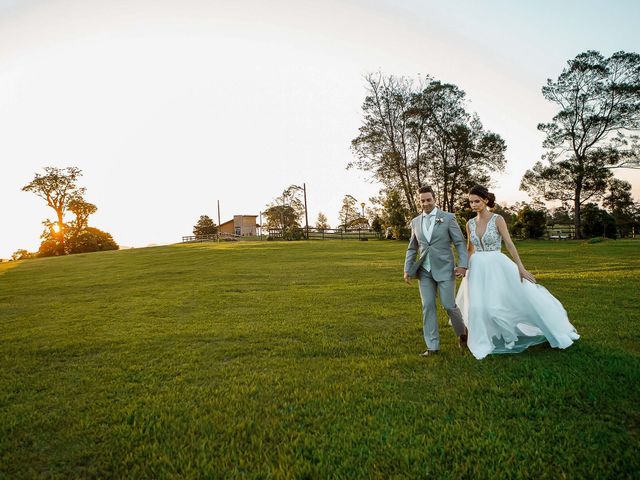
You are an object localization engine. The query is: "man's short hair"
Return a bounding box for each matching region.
[417,185,435,197]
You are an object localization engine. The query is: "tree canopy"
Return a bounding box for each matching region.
[337,195,361,230]
[521,50,640,238]
[350,72,506,219]
[193,215,218,236]
[263,185,306,237]
[22,166,85,255]
[315,212,330,232]
[22,167,118,256]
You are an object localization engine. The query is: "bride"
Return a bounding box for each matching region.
[456,185,580,360]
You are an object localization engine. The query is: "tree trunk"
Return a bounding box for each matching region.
[56,209,65,255]
[402,182,418,218]
[574,188,582,240]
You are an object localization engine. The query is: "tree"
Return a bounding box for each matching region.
[315,212,330,232]
[338,195,360,230]
[581,203,617,238]
[23,167,117,256]
[511,204,547,239]
[263,205,301,230]
[603,178,637,237]
[382,189,411,240]
[350,73,506,218]
[416,82,506,211]
[192,215,218,236]
[11,249,33,261]
[66,227,119,254]
[37,219,66,257]
[370,215,383,234]
[492,203,517,231]
[547,206,573,226]
[22,167,85,255]
[350,73,422,216]
[68,197,97,239]
[263,185,305,233]
[37,238,60,257]
[521,51,640,238]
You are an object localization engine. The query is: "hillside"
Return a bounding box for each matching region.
[1,240,639,478]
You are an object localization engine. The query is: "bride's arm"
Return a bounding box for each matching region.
[465,222,474,259]
[496,215,536,283]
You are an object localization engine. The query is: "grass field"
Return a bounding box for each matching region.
[1,239,639,478]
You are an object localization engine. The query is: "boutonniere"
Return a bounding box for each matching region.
[435,217,445,224]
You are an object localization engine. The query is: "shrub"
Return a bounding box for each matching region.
[587,236,607,244]
[66,227,119,254]
[11,249,34,261]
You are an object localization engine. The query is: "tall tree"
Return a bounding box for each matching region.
[350,73,425,216]
[521,50,640,238]
[412,82,506,211]
[351,73,506,217]
[22,167,85,255]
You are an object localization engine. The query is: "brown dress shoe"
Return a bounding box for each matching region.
[458,328,468,349]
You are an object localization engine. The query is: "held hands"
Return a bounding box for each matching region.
[454,267,467,278]
[518,266,536,284]
[405,268,467,282]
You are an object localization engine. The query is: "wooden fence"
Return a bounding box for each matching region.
[267,227,382,241]
[181,233,241,243]
[545,224,576,240]
[182,228,383,243]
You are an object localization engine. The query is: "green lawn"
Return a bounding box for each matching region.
[1,239,638,479]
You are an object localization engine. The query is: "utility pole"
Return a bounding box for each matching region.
[217,200,221,242]
[303,183,309,239]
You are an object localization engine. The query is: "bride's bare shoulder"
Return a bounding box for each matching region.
[494,214,507,225]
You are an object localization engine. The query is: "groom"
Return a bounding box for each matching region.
[403,185,468,356]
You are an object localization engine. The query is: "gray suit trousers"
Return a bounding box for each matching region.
[417,266,466,351]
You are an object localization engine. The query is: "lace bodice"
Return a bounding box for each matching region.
[470,214,502,251]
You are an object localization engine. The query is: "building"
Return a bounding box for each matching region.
[219,215,259,237]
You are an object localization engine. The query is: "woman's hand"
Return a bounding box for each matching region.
[519,266,536,284]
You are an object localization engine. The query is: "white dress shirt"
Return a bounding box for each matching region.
[422,208,438,243]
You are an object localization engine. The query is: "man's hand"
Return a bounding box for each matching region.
[403,272,412,284]
[454,267,467,278]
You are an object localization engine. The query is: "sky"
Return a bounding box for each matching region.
[1,0,639,258]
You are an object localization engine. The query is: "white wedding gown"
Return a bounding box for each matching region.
[456,214,579,360]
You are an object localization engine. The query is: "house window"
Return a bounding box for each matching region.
[235,227,241,235]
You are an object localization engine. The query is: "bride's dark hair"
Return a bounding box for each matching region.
[469,185,496,208]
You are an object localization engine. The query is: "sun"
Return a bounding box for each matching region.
[52,223,61,233]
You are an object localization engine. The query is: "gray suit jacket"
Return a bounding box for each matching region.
[404,210,468,281]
